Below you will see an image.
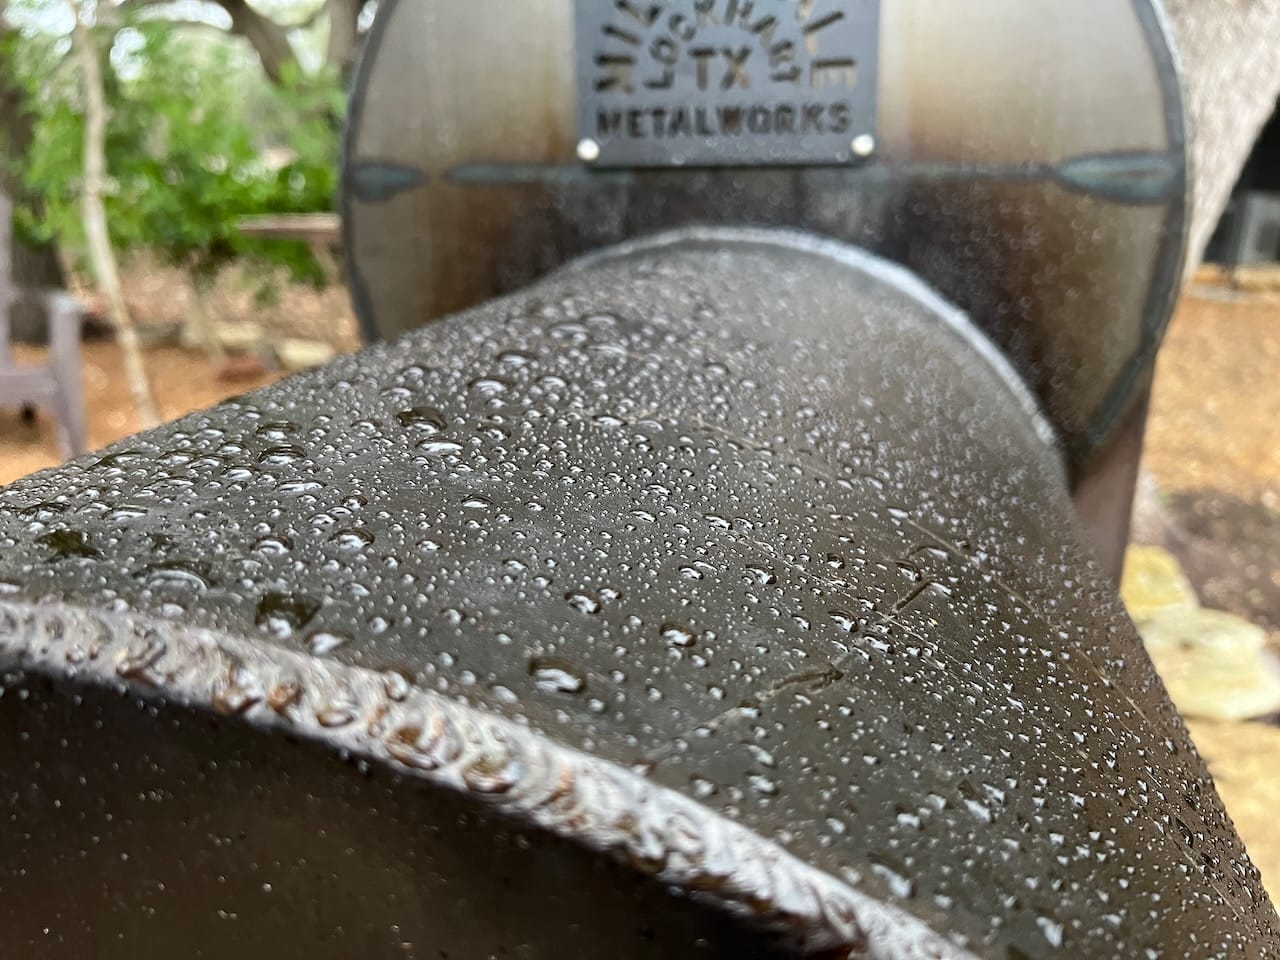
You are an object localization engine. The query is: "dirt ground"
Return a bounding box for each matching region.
[1144,287,1280,635]
[1139,282,1280,901]
[0,340,279,476]
[0,259,359,482]
[1,263,1278,903]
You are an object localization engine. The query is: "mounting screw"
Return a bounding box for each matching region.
[851,133,877,159]
[576,138,601,163]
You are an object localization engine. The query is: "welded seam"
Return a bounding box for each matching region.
[0,599,975,960]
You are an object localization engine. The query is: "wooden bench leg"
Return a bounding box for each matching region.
[53,380,87,458]
[46,293,87,458]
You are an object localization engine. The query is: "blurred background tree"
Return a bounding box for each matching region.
[1,0,68,335]
[3,0,360,288]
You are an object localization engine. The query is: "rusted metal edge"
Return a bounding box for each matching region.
[0,598,974,960]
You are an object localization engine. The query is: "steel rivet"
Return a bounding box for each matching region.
[851,134,877,159]
[577,138,601,163]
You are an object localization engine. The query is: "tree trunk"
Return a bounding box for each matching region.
[67,1,159,429]
[183,283,226,364]
[1163,0,1280,273]
[325,0,363,82]
[1,10,68,342]
[0,12,30,200]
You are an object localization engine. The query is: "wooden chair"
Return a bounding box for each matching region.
[0,192,87,459]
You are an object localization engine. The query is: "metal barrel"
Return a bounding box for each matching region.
[0,231,1274,958]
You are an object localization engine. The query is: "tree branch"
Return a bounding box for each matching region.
[206,0,298,83]
[286,2,327,32]
[117,0,302,84]
[325,0,359,79]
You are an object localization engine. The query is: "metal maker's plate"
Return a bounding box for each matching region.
[342,0,1189,481]
[574,0,881,167]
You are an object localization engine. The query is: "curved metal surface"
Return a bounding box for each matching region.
[341,0,1189,481]
[0,234,1273,957]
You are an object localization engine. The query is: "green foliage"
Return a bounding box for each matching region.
[11,19,344,285]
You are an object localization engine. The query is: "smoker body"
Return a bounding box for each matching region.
[2,1,1275,957]
[0,234,1275,957]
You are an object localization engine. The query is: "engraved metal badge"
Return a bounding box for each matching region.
[575,0,880,168]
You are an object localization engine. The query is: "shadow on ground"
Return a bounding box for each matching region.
[1163,489,1280,634]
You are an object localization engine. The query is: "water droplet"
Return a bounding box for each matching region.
[141,563,210,592]
[690,777,718,799]
[869,855,915,899]
[496,349,536,367]
[255,420,297,440]
[258,444,305,466]
[661,622,697,647]
[307,631,350,655]
[1036,916,1065,948]
[528,658,586,694]
[396,406,447,433]
[829,610,858,633]
[331,528,374,550]
[36,529,101,560]
[254,535,293,556]
[467,376,512,397]
[417,439,464,456]
[277,480,324,495]
[255,592,321,638]
[746,744,777,768]
[565,591,601,615]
